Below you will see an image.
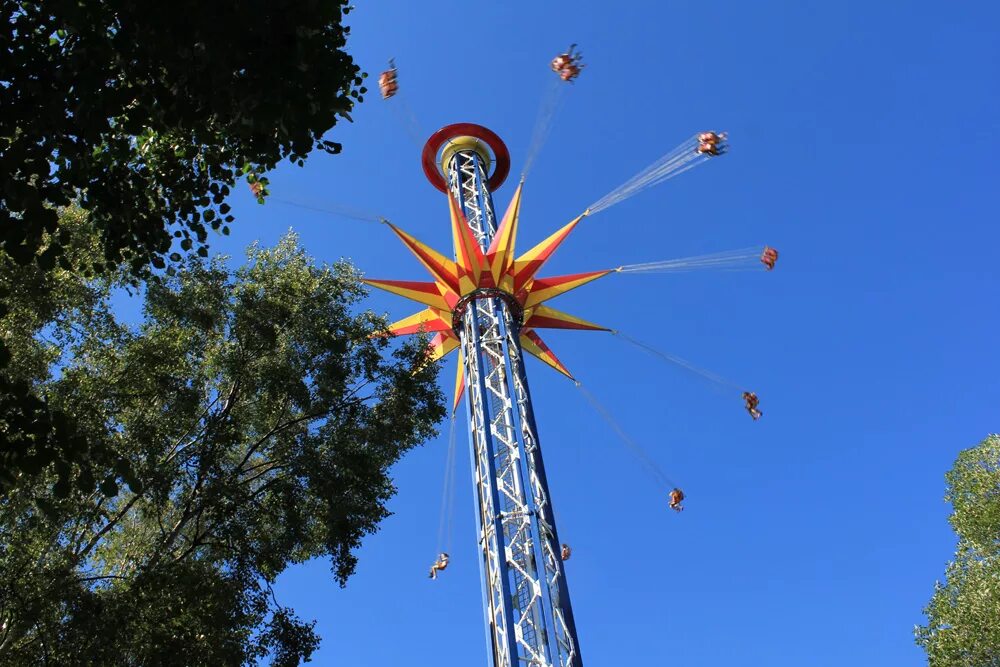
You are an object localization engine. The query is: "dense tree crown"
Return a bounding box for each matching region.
[0,207,132,497]
[916,435,1000,667]
[1,0,363,273]
[0,228,445,664]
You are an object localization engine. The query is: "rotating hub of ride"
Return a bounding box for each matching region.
[451,287,524,336]
[423,125,525,337]
[364,122,610,381]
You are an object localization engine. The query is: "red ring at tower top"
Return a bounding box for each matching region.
[422,123,511,193]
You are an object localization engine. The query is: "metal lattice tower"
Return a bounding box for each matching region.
[366,123,601,667]
[447,136,581,667]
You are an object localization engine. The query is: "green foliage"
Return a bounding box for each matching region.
[916,547,1000,667]
[1,0,364,274]
[2,0,366,500]
[946,435,1000,556]
[916,435,1000,666]
[0,206,131,499]
[0,232,445,664]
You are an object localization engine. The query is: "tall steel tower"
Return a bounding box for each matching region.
[441,125,581,667]
[366,123,614,667]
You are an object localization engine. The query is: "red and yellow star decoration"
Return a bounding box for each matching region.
[363,183,611,411]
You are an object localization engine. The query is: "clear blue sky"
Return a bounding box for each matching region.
[208,1,999,664]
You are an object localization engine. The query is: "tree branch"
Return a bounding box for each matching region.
[73,494,141,565]
[164,378,240,466]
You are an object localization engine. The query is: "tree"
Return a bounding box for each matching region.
[0,231,445,664]
[945,435,1000,557]
[916,435,1000,667]
[0,206,132,498]
[1,0,366,497]
[1,0,364,274]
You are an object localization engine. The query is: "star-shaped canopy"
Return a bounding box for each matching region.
[363,183,611,411]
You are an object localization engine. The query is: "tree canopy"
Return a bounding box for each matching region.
[0,229,445,664]
[916,435,1000,667]
[1,0,363,273]
[944,435,1000,557]
[2,0,367,497]
[0,206,132,497]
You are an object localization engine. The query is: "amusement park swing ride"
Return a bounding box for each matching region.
[297,46,777,667]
